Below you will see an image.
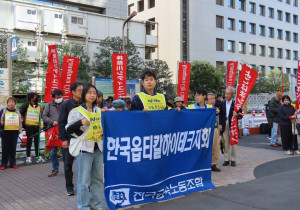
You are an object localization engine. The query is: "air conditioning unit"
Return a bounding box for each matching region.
[66,13,87,37]
[14,5,38,31]
[41,9,64,34]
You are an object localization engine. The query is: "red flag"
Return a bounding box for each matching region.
[44,45,61,102]
[177,62,191,104]
[230,65,258,146]
[226,61,238,87]
[60,56,80,100]
[296,61,300,110]
[45,126,62,151]
[281,68,284,93]
[112,53,127,100]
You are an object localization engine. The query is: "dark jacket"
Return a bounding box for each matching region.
[99,100,110,109]
[219,100,243,134]
[42,101,62,128]
[19,102,41,128]
[268,97,281,123]
[58,97,80,142]
[278,104,295,126]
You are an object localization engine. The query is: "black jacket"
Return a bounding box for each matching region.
[268,97,281,123]
[278,104,295,126]
[58,97,80,141]
[219,100,243,134]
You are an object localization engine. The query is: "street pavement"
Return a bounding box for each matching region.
[0,134,299,210]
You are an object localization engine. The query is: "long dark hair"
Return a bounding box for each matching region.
[81,84,98,106]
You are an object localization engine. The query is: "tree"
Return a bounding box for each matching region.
[144,59,174,95]
[189,61,224,98]
[57,43,90,84]
[0,33,35,94]
[93,36,144,79]
[266,69,290,92]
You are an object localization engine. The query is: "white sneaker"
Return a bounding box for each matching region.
[26,157,32,164]
[285,150,292,155]
[36,156,46,163]
[294,150,300,155]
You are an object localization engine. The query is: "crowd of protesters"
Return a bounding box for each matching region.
[1,70,300,209]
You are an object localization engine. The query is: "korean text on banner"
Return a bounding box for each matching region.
[103,109,216,209]
[296,60,300,110]
[112,53,127,100]
[230,64,258,146]
[177,62,191,104]
[44,45,61,102]
[60,56,80,100]
[226,61,238,88]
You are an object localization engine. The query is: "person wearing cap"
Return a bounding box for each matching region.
[166,95,174,110]
[96,90,110,109]
[109,99,128,111]
[174,97,186,109]
[269,92,283,147]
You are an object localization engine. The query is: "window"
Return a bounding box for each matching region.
[293,15,298,24]
[249,2,256,13]
[216,61,224,68]
[268,7,274,18]
[293,33,298,43]
[71,16,83,25]
[128,3,134,15]
[148,18,155,30]
[286,68,291,74]
[294,51,299,60]
[148,0,155,8]
[259,45,266,56]
[268,27,274,38]
[249,43,256,55]
[277,29,283,39]
[27,41,36,46]
[216,0,224,6]
[294,68,298,75]
[216,38,224,51]
[228,40,235,53]
[239,42,246,54]
[228,18,235,30]
[228,0,234,8]
[27,9,36,15]
[269,66,275,71]
[260,65,266,75]
[285,31,291,41]
[54,14,63,19]
[259,25,265,36]
[277,10,283,21]
[239,20,246,32]
[269,47,274,57]
[286,12,291,22]
[239,0,246,11]
[259,5,265,16]
[216,15,224,28]
[294,0,298,6]
[277,48,283,58]
[138,0,144,12]
[286,49,291,59]
[249,23,256,34]
[286,0,291,4]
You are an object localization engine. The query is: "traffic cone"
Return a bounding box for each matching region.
[252,109,256,116]
[261,108,266,116]
[20,130,27,148]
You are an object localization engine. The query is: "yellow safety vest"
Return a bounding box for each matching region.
[77,106,103,142]
[188,104,212,109]
[137,92,166,111]
[4,110,20,130]
[25,104,40,126]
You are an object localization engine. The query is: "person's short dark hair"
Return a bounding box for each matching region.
[217,94,222,98]
[70,82,84,92]
[107,96,114,102]
[97,90,103,97]
[27,92,38,101]
[125,97,131,104]
[141,71,157,81]
[166,95,173,101]
[7,96,17,104]
[282,95,291,103]
[51,89,63,98]
[81,84,98,106]
[194,89,207,97]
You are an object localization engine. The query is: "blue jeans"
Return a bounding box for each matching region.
[271,122,279,144]
[50,146,59,171]
[76,149,107,210]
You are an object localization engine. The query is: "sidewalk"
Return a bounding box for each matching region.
[0,135,294,209]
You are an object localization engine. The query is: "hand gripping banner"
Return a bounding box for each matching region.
[44,45,61,102]
[102,109,216,209]
[226,61,238,88]
[177,62,191,104]
[112,53,127,100]
[230,64,258,146]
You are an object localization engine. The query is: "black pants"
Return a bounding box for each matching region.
[1,130,19,167]
[25,126,40,157]
[62,147,74,190]
[280,124,299,151]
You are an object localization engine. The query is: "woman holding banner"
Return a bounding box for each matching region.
[66,84,108,210]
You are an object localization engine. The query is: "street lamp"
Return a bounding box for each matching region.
[122,11,137,53]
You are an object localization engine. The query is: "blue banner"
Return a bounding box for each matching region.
[103,109,216,209]
[11,36,18,60]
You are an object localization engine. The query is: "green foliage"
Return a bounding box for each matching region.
[189,61,224,98]
[93,36,144,79]
[144,59,174,95]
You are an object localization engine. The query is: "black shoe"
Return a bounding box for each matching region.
[231,161,236,167]
[223,161,230,166]
[66,188,75,196]
[211,165,221,172]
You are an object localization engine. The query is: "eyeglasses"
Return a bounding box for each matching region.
[75,89,83,93]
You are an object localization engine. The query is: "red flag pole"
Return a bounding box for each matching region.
[281,66,284,93]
